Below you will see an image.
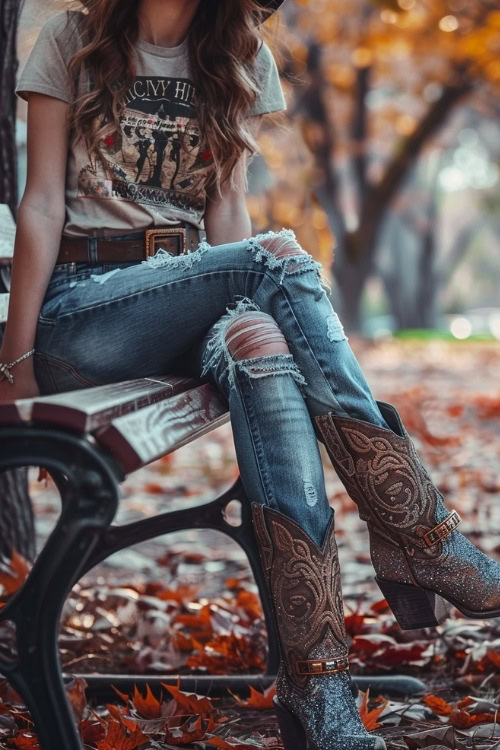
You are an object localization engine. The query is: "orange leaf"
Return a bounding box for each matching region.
[96,718,147,750]
[186,632,266,674]
[423,694,453,716]
[235,590,263,621]
[174,602,212,631]
[161,683,218,720]
[474,395,500,419]
[227,684,276,709]
[8,733,40,748]
[456,696,474,709]
[66,676,88,724]
[486,650,500,667]
[132,684,162,719]
[80,718,106,746]
[155,584,201,604]
[358,688,388,731]
[225,578,242,589]
[37,467,49,482]
[164,714,206,744]
[173,632,204,652]
[144,482,165,494]
[106,704,140,732]
[449,709,496,729]
[0,549,30,597]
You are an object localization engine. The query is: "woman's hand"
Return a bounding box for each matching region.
[0,356,40,402]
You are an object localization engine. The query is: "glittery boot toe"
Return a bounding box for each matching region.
[315,402,500,630]
[251,503,386,750]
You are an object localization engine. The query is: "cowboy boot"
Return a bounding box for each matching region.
[251,502,386,750]
[314,401,500,630]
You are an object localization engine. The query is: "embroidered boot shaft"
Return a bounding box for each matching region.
[251,502,385,750]
[315,402,500,630]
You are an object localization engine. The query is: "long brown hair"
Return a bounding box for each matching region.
[63,0,271,191]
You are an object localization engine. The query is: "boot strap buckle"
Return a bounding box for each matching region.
[423,509,461,547]
[296,656,350,675]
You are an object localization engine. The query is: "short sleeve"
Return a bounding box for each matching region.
[248,41,286,117]
[15,12,81,103]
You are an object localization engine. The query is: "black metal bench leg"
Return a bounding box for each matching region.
[0,427,121,750]
[6,638,82,750]
[82,477,282,678]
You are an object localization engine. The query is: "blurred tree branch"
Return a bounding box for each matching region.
[264,0,498,329]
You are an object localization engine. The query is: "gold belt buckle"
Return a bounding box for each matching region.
[144,227,187,258]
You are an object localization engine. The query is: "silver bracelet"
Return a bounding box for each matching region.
[0,349,36,385]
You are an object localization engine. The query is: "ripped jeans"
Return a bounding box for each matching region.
[35,228,388,547]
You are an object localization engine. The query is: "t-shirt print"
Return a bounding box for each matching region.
[79,75,212,219]
[15,10,287,237]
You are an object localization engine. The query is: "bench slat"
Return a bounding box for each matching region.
[0,293,8,323]
[0,375,201,430]
[96,383,229,473]
[0,398,34,425]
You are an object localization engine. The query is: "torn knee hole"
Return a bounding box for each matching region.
[260,236,309,274]
[225,312,290,367]
[200,296,307,390]
[247,229,324,284]
[259,235,308,260]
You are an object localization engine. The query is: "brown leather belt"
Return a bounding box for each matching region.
[56,224,203,264]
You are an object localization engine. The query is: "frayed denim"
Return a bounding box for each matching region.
[35,229,387,546]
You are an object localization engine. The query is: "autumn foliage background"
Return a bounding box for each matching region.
[250,0,500,330]
[2,0,500,748]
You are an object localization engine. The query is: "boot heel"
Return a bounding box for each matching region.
[375,577,450,630]
[273,695,308,750]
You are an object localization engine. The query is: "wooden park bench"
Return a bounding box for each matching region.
[0,205,424,750]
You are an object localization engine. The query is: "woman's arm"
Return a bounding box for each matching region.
[204,116,263,246]
[0,93,69,401]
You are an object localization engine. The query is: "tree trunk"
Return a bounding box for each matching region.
[335,270,366,332]
[416,212,439,329]
[1,0,21,216]
[332,237,373,331]
[293,40,472,332]
[0,0,35,562]
[0,469,35,561]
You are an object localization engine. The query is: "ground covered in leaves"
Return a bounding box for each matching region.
[0,339,499,749]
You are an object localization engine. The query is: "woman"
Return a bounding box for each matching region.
[1,1,499,748]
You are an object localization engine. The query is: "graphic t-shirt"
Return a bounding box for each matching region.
[15,11,286,237]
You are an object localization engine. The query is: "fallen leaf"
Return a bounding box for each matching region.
[403,725,468,749]
[449,708,496,729]
[7,733,40,748]
[164,714,206,745]
[36,467,49,483]
[66,676,88,724]
[227,684,276,709]
[96,717,147,750]
[359,688,389,731]
[0,549,30,597]
[80,718,106,746]
[423,695,453,716]
[161,683,218,721]
[131,684,162,719]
